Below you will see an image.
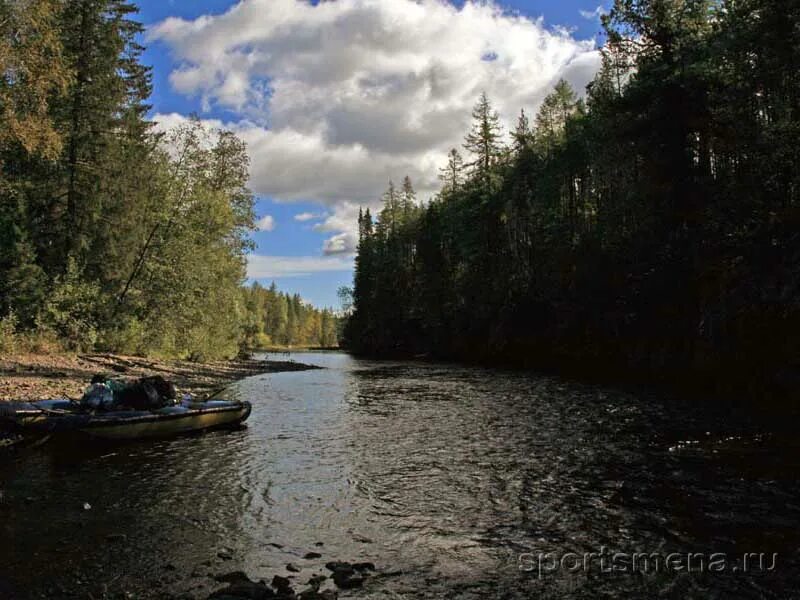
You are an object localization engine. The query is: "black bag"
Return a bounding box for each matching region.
[116,376,177,411]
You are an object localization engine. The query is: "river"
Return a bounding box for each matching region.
[1,351,798,598]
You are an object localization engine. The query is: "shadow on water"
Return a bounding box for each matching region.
[0,426,253,599]
[1,351,800,598]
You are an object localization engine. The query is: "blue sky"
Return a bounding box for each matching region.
[137,0,607,308]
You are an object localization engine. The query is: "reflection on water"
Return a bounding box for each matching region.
[1,352,799,598]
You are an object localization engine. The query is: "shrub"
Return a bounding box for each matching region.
[37,259,100,351]
[100,317,149,356]
[0,312,18,354]
[19,328,63,354]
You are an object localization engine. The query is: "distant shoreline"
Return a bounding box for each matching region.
[0,352,321,402]
[250,346,343,353]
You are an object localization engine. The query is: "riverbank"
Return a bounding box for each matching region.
[0,352,320,402]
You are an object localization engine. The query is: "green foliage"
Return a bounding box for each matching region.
[110,119,256,360]
[240,282,341,350]
[345,1,800,398]
[438,148,465,195]
[101,317,148,356]
[0,0,71,158]
[463,91,505,180]
[0,1,332,360]
[37,259,99,351]
[0,188,48,327]
[0,312,18,354]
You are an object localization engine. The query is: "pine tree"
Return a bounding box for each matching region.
[0,0,267,358]
[342,0,800,400]
[401,175,417,222]
[438,148,464,194]
[463,92,504,180]
[41,1,148,269]
[535,79,579,154]
[0,194,46,325]
[0,0,71,325]
[378,180,400,235]
[512,109,533,152]
[0,0,71,159]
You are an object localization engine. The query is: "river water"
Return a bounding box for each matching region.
[1,352,799,598]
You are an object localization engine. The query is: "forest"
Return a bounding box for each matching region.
[0,0,338,359]
[343,0,800,399]
[241,282,340,350]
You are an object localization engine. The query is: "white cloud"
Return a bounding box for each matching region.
[255,214,275,231]
[579,6,605,21]
[247,254,354,278]
[149,0,602,257]
[322,233,356,256]
[294,212,324,222]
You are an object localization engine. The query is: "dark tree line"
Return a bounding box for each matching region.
[343,0,800,398]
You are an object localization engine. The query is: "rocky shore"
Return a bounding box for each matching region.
[0,352,320,402]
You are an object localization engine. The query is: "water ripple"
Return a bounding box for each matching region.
[1,353,799,598]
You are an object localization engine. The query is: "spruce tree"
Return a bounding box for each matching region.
[401,175,417,222]
[512,109,533,152]
[438,148,464,194]
[463,92,504,180]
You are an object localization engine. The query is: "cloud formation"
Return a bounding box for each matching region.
[294,212,323,222]
[579,6,606,21]
[150,0,602,257]
[247,254,354,278]
[255,214,275,231]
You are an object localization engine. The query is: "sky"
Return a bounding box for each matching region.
[136,0,608,308]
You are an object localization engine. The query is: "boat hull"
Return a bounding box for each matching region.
[0,399,252,441]
[80,403,252,440]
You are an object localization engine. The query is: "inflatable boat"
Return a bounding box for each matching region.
[0,398,252,441]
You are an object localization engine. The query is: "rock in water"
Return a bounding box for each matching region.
[217,548,234,561]
[271,574,293,595]
[323,560,375,589]
[306,575,327,590]
[323,562,352,574]
[0,432,26,450]
[208,580,275,599]
[297,589,338,600]
[351,534,374,544]
[331,571,364,589]
[214,572,252,584]
[209,571,278,599]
